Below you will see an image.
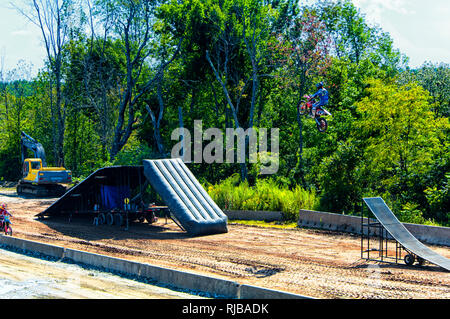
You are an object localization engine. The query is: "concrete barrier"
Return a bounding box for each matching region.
[224,210,283,222]
[0,235,310,299]
[402,223,450,246]
[298,210,364,234]
[0,235,65,259]
[139,264,240,297]
[64,247,240,297]
[223,208,448,246]
[239,284,311,299]
[298,209,450,246]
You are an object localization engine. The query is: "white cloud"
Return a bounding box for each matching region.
[11,30,32,36]
[353,0,414,24]
[352,0,450,67]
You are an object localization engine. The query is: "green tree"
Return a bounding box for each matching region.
[399,62,450,117]
[355,78,449,221]
[0,61,35,180]
[317,140,363,214]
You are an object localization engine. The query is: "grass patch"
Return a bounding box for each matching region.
[229,219,298,229]
[206,174,319,222]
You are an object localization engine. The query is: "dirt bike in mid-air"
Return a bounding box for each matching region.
[297,95,332,133]
[0,215,12,236]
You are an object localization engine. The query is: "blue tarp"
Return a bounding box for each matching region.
[100,185,130,210]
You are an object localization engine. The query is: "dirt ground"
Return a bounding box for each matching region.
[1,190,449,299]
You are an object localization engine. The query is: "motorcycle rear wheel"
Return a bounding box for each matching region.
[316,117,328,132]
[298,103,308,116]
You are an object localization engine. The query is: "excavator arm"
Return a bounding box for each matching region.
[20,131,47,167]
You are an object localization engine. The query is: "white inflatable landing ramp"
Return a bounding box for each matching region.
[143,159,228,236]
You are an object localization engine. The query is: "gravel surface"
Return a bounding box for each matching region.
[0,246,204,299]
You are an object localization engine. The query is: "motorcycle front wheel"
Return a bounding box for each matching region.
[316,117,328,132]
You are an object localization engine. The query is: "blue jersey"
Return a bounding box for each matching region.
[311,88,329,106]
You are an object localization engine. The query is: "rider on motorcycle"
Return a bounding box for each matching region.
[0,203,12,225]
[310,81,329,119]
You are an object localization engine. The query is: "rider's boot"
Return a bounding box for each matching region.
[310,109,316,119]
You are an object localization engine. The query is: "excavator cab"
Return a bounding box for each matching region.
[30,160,42,170]
[22,159,46,182]
[23,159,41,178]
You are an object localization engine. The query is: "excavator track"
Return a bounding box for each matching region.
[17,181,66,198]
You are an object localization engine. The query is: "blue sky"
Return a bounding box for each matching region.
[0,0,449,77]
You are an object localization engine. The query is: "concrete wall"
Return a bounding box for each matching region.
[298,209,450,247]
[0,235,312,299]
[63,247,241,298]
[239,284,306,299]
[224,210,283,221]
[298,210,365,234]
[401,223,450,247]
[0,235,65,259]
[225,208,449,246]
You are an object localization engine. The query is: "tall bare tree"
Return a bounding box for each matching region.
[205,0,275,181]
[15,0,79,166]
[95,0,182,160]
[81,0,117,160]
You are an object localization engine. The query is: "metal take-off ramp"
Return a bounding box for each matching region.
[361,197,450,271]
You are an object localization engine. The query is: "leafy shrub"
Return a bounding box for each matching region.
[397,202,438,226]
[424,173,450,226]
[207,176,319,222]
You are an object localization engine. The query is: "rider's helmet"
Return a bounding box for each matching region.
[0,203,6,210]
[316,81,324,89]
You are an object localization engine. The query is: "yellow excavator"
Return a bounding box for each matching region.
[16,132,72,197]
